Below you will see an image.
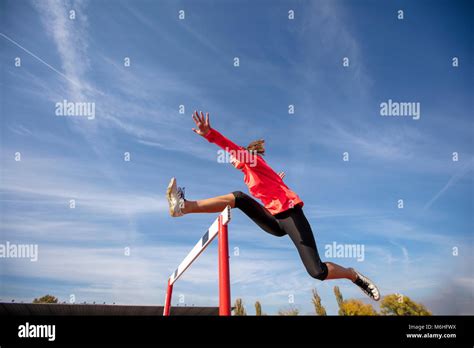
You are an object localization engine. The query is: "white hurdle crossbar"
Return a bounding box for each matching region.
[163,205,232,316]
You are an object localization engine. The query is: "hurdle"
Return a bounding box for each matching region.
[163,205,232,316]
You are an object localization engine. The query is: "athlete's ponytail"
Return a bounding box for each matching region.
[246,139,265,155]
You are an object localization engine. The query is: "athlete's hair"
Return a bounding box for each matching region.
[246,139,265,155]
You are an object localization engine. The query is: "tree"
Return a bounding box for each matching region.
[380,294,431,316]
[340,299,377,316]
[233,298,247,316]
[255,301,263,316]
[33,295,58,304]
[333,286,377,316]
[311,289,327,316]
[333,286,346,315]
[278,307,299,316]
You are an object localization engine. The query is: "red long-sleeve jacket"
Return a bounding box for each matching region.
[204,128,304,215]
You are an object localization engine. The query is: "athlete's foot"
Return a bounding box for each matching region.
[166,177,185,217]
[352,269,380,301]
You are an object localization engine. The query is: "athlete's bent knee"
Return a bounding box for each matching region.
[232,191,246,200]
[308,262,328,281]
[232,191,249,208]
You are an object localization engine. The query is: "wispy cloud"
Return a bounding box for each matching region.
[424,158,474,210]
[0,32,83,91]
[32,0,93,99]
[7,124,33,136]
[0,154,168,216]
[358,217,454,246]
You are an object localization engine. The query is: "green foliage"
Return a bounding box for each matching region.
[278,307,299,316]
[333,286,346,315]
[233,298,247,316]
[340,299,377,316]
[255,301,263,316]
[33,295,58,304]
[380,294,431,316]
[311,289,327,316]
[333,286,377,316]
[232,291,431,316]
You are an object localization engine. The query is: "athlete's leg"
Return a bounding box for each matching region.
[277,206,355,281]
[182,194,235,214]
[278,206,380,300]
[232,191,286,237]
[167,177,234,217]
[325,262,357,281]
[179,188,285,237]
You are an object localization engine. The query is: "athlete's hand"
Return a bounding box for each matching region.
[278,171,286,180]
[192,111,211,137]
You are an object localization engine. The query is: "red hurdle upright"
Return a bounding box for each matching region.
[163,279,173,316]
[163,205,232,316]
[218,214,231,315]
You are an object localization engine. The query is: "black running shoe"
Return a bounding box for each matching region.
[353,270,380,301]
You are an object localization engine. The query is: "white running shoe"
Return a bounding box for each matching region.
[166,177,185,217]
[353,270,381,301]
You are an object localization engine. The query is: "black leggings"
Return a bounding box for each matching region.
[232,191,328,280]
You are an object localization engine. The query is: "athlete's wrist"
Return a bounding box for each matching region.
[202,128,213,138]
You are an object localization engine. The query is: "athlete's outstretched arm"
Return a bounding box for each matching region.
[191,110,247,159]
[191,110,211,137]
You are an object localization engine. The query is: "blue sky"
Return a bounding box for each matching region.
[0,0,472,315]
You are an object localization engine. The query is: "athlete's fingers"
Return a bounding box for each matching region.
[200,111,205,124]
[193,110,201,123]
[192,128,198,134]
[205,112,210,127]
[192,113,200,126]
